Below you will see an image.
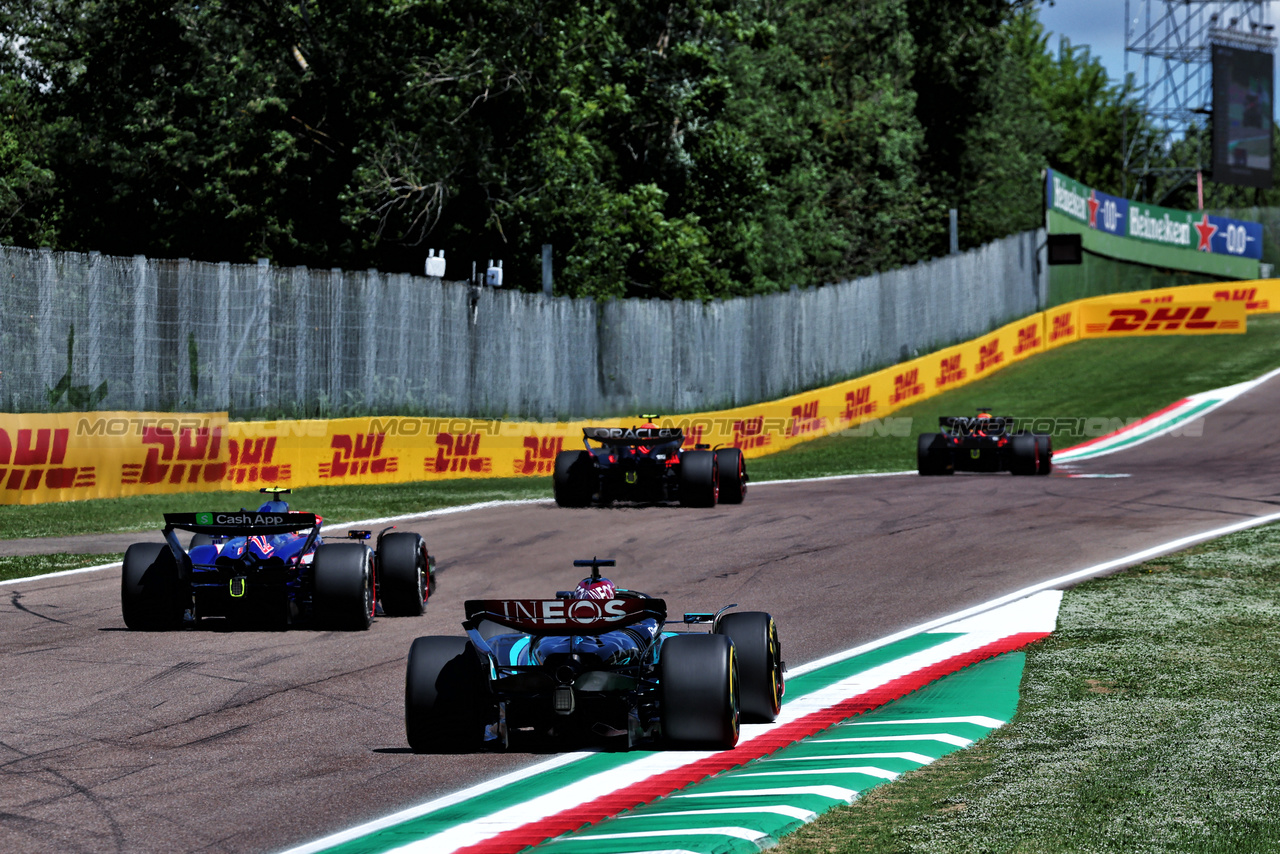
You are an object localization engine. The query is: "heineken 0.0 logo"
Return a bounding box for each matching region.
[196,512,213,525]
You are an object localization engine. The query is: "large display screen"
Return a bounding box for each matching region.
[1212,44,1274,189]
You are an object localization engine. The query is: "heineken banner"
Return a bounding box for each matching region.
[1046,169,1263,261]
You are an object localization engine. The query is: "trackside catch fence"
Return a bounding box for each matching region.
[0,232,1045,420]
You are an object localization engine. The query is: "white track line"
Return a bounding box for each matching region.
[275,507,1280,854]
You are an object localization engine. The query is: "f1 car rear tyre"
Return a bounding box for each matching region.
[121,543,189,631]
[405,636,488,752]
[715,611,782,723]
[917,434,953,475]
[553,450,595,507]
[189,533,214,549]
[1009,434,1038,476]
[678,450,718,507]
[715,448,747,504]
[379,532,428,617]
[661,633,740,749]
[1035,434,1053,475]
[312,543,375,630]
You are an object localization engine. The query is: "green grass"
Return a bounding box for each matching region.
[0,553,124,581]
[750,314,1280,480]
[775,522,1280,854]
[0,477,548,540]
[5,315,1280,542]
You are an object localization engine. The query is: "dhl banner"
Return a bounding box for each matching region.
[1,281,1273,504]
[1079,301,1245,337]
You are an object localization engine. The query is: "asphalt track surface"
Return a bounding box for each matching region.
[3,376,1280,854]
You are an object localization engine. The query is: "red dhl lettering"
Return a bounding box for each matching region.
[121,426,229,486]
[1015,323,1042,354]
[1101,306,1224,333]
[843,385,878,421]
[732,417,771,451]
[789,400,825,437]
[891,369,925,404]
[976,339,1004,373]
[0,428,95,491]
[681,425,706,449]
[321,433,398,478]
[424,433,493,474]
[514,436,564,475]
[1215,288,1269,310]
[225,437,291,485]
[1138,295,1174,304]
[935,355,967,387]
[1051,313,1076,341]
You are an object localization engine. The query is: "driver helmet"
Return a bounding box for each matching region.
[258,499,289,512]
[572,577,617,600]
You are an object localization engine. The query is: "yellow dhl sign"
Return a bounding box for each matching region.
[2,279,1275,504]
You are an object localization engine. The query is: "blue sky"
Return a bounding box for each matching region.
[1035,0,1277,88]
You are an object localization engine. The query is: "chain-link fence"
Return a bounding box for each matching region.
[0,230,1045,420]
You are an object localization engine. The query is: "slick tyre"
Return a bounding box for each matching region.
[917,434,952,476]
[121,543,189,631]
[715,448,747,504]
[661,633,739,749]
[553,450,595,507]
[378,532,429,617]
[405,636,488,753]
[1035,434,1053,475]
[312,543,375,630]
[1009,434,1038,476]
[678,450,718,507]
[715,611,783,723]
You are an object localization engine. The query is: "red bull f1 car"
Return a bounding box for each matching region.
[405,558,783,752]
[917,412,1051,476]
[553,418,747,507]
[120,488,436,630]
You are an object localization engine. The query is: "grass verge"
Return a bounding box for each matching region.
[4,315,1280,543]
[775,522,1280,853]
[0,553,124,582]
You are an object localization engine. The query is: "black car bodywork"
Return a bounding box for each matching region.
[917,413,1052,476]
[553,425,748,507]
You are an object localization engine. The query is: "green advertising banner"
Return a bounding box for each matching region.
[1045,169,1261,279]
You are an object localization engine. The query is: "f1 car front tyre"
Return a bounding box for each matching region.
[121,543,189,631]
[1035,434,1053,476]
[661,633,740,749]
[678,450,718,507]
[917,433,953,476]
[1009,434,1038,476]
[553,451,595,507]
[312,543,375,630]
[715,448,747,504]
[715,611,782,722]
[405,636,488,752]
[379,532,429,617]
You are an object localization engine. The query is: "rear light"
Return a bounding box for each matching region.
[609,455,617,463]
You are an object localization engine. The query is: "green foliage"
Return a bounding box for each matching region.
[0,0,1139,296]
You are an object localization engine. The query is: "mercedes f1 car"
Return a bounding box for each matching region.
[917,411,1051,476]
[120,488,436,630]
[404,558,783,752]
[553,418,748,507]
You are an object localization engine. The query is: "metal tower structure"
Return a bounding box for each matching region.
[1123,0,1275,201]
